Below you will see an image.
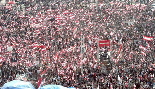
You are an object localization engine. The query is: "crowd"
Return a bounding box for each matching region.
[0,0,155,89]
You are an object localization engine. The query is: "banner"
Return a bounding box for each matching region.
[143,35,154,41]
[98,40,110,47]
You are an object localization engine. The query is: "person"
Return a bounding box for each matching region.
[153,79,155,89]
[0,0,154,88]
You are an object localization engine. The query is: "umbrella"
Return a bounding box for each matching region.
[1,80,35,89]
[39,85,71,89]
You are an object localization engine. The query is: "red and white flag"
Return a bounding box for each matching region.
[139,45,147,51]
[56,15,64,21]
[63,10,71,15]
[98,40,110,47]
[8,1,16,4]
[0,57,5,63]
[143,35,154,41]
[37,77,43,88]
[139,45,148,56]
[141,51,146,56]
[110,83,113,89]
[140,58,146,62]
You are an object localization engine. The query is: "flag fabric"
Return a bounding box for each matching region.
[141,51,146,56]
[63,10,71,15]
[139,45,148,56]
[38,68,49,88]
[139,45,147,51]
[7,1,16,4]
[0,57,5,63]
[140,58,146,62]
[37,77,43,88]
[98,40,110,47]
[117,44,123,58]
[40,70,46,75]
[37,45,46,49]
[5,5,12,10]
[139,43,152,56]
[143,35,154,41]
[112,59,119,63]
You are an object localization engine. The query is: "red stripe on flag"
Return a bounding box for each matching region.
[143,35,154,41]
[37,77,42,88]
[8,1,16,4]
[139,45,147,51]
[40,68,48,75]
[37,67,49,88]
[99,40,110,47]
[141,51,146,56]
[37,45,46,49]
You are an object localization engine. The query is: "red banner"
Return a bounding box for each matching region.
[98,40,110,47]
[143,35,154,41]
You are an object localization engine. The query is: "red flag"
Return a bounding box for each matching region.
[29,42,39,48]
[0,57,5,63]
[5,5,12,9]
[143,35,154,41]
[37,77,42,88]
[98,40,110,47]
[8,1,16,4]
[37,67,49,88]
[139,45,147,51]
[37,45,46,49]
[141,51,146,56]
[56,15,64,20]
[63,10,71,14]
[139,45,147,56]
[40,69,47,75]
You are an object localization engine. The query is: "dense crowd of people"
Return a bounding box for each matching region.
[0,0,155,89]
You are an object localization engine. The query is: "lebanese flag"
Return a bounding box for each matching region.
[29,42,39,48]
[41,47,48,52]
[0,57,5,63]
[63,10,71,14]
[56,15,64,21]
[112,59,119,63]
[143,35,154,41]
[141,51,146,56]
[37,67,49,88]
[40,68,48,75]
[139,45,147,51]
[8,1,16,4]
[139,45,147,56]
[5,5,12,9]
[37,45,46,49]
[98,40,110,47]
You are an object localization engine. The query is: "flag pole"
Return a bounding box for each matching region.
[97,38,100,62]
